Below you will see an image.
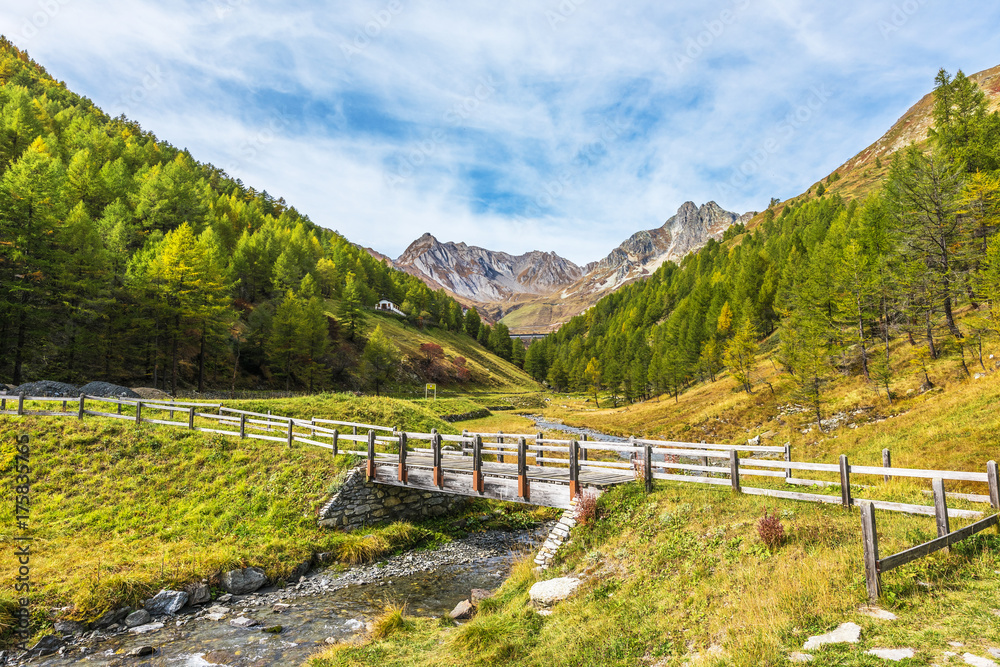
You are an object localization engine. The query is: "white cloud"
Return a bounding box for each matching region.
[1,0,998,264]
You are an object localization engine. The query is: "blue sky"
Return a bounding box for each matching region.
[2,0,999,264]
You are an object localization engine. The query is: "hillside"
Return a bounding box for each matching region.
[0,37,528,396]
[358,311,539,394]
[393,234,587,322]
[755,63,1000,226]
[525,63,1000,415]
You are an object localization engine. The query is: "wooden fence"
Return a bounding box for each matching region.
[5,394,998,598]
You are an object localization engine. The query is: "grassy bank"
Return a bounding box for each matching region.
[304,342,1000,666]
[308,480,1000,667]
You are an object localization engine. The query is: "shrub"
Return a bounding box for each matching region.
[575,489,600,526]
[757,510,785,549]
[336,534,389,564]
[370,603,412,640]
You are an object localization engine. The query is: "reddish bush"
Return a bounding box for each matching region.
[574,489,600,525]
[757,509,785,549]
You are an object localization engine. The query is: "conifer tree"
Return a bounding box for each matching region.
[724,316,758,394]
[584,357,602,406]
[464,307,481,339]
[361,325,400,396]
[337,275,367,342]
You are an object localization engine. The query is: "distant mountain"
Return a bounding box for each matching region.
[392,234,587,320]
[568,201,752,298]
[384,201,749,332]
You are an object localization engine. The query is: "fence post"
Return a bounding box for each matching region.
[581,433,588,462]
[473,435,484,493]
[462,430,469,457]
[78,394,86,420]
[518,437,529,501]
[644,444,653,494]
[784,443,792,480]
[239,414,247,439]
[286,421,294,449]
[497,431,504,464]
[0,396,5,412]
[17,395,24,416]
[883,449,892,483]
[332,429,339,457]
[932,478,950,551]
[188,407,195,430]
[730,450,741,493]
[569,440,579,500]
[839,455,852,507]
[432,429,443,488]
[169,399,175,421]
[987,461,999,511]
[366,430,376,480]
[536,432,544,467]
[398,432,408,483]
[117,399,122,415]
[135,401,142,426]
[860,502,881,602]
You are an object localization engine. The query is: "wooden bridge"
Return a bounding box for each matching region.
[6,393,1000,601]
[3,394,998,515]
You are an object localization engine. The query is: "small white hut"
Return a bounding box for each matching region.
[375,299,405,316]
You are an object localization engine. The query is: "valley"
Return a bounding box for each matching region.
[1,8,1000,667]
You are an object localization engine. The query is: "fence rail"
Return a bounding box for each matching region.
[861,462,1000,602]
[6,393,997,600]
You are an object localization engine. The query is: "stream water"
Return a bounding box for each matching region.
[18,528,548,667]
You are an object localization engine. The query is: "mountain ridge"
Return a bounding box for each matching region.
[382,200,750,331]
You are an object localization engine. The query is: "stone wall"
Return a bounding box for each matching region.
[317,467,467,530]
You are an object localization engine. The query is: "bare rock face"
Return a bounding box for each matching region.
[386,201,748,333]
[802,622,862,650]
[394,234,585,305]
[449,599,475,620]
[579,201,747,296]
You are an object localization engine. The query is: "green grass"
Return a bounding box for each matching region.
[307,481,1000,667]
[358,314,540,394]
[225,393,458,434]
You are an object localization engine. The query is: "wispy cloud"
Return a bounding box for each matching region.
[2,0,998,263]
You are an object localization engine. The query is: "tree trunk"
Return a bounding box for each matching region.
[171,315,179,396]
[284,350,291,391]
[13,306,27,386]
[231,339,240,396]
[958,344,971,377]
[925,310,937,359]
[858,311,870,380]
[943,294,962,338]
[0,315,8,382]
[197,322,207,393]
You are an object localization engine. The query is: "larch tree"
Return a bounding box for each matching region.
[723,316,758,394]
[361,325,401,396]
